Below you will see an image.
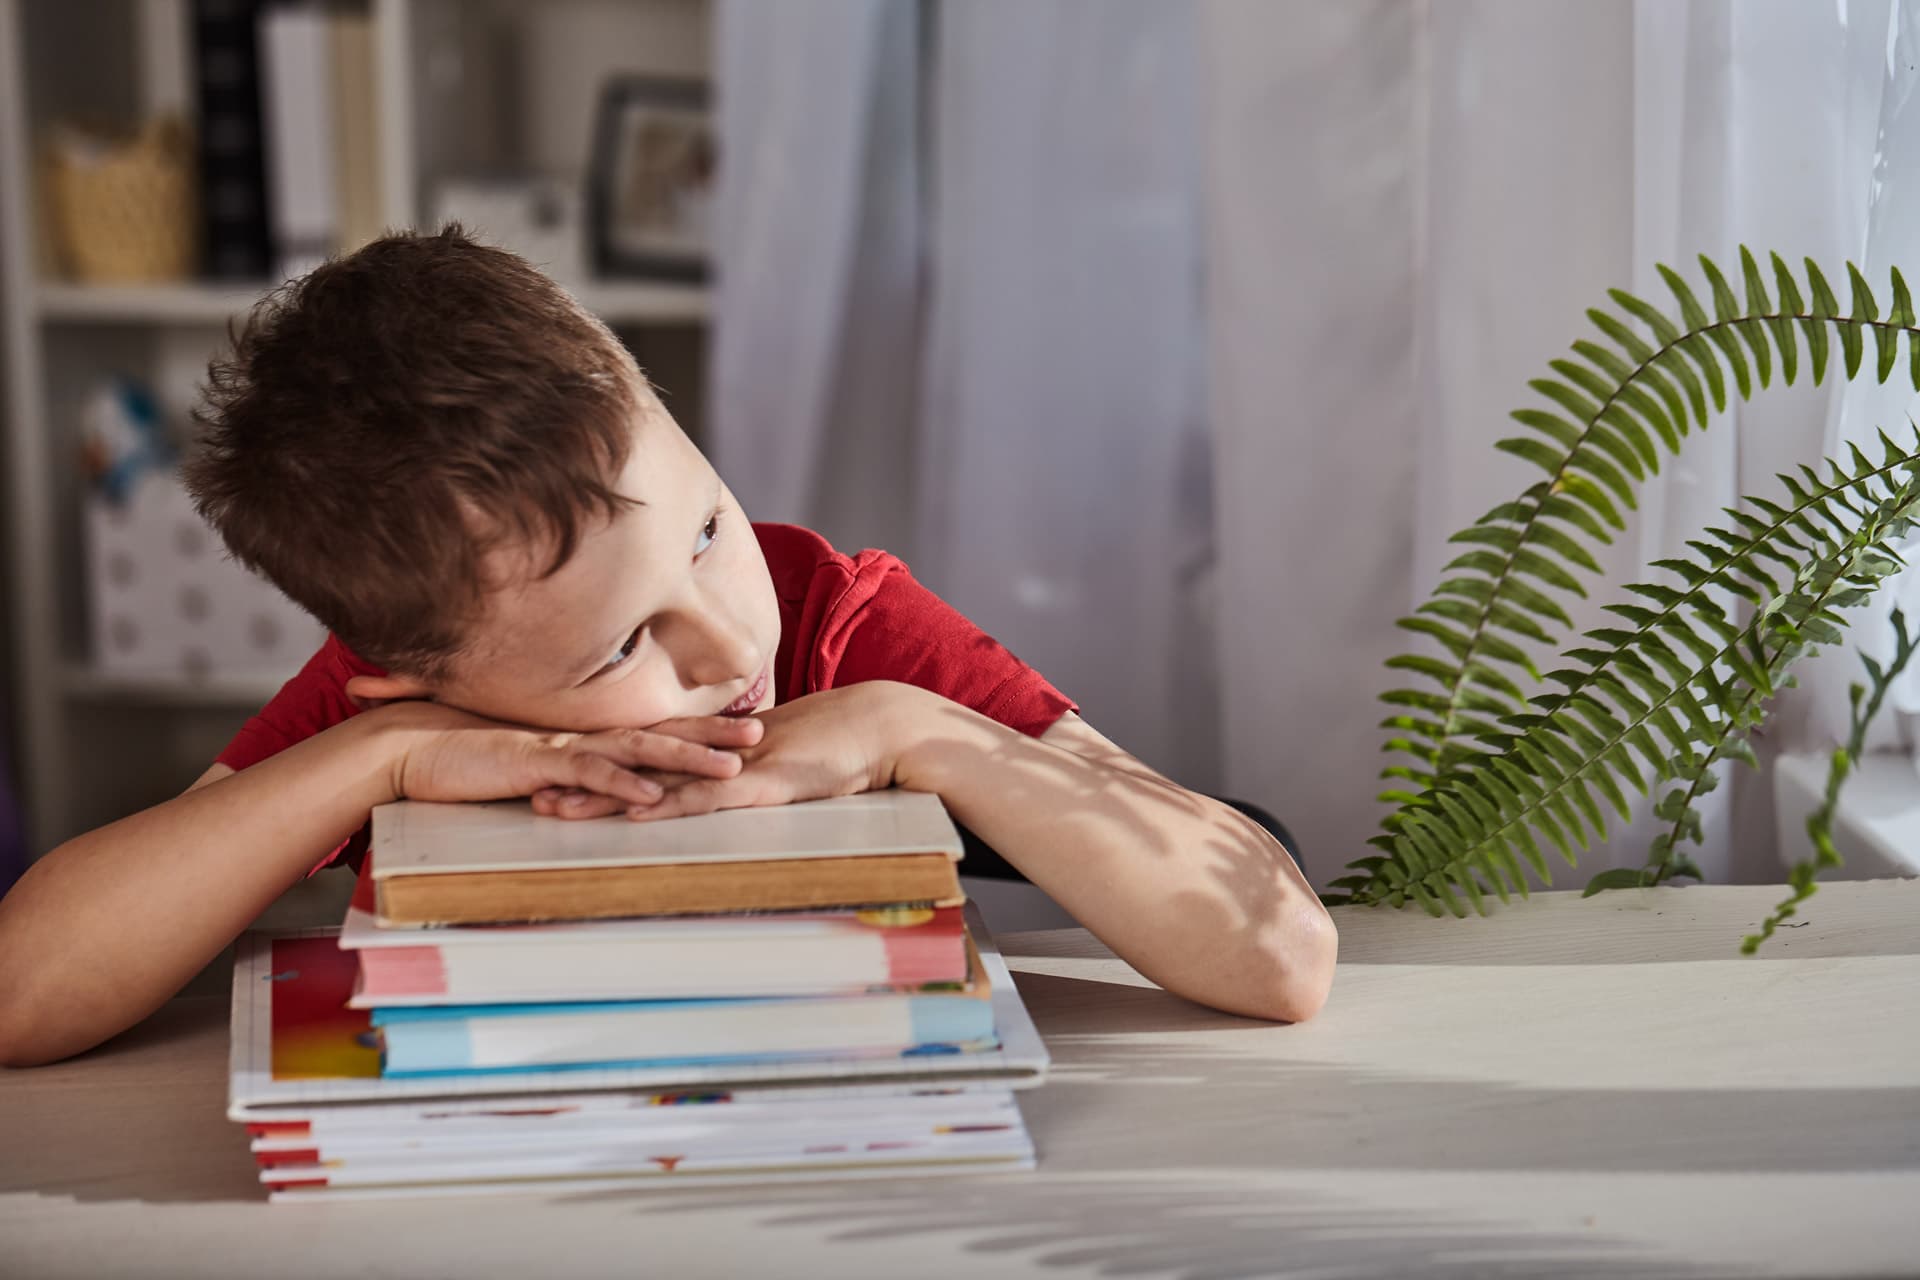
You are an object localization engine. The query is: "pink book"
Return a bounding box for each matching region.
[339,858,970,1007]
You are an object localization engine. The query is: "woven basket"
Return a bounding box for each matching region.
[44,116,197,283]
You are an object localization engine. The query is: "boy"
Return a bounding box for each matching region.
[0,227,1334,1068]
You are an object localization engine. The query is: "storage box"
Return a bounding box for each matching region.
[43,116,198,284]
[84,470,326,682]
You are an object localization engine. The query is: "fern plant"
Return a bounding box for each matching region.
[1325,249,1920,918]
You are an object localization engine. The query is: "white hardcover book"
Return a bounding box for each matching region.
[258,4,338,278]
[369,790,964,879]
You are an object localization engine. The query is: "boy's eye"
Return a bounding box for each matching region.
[695,512,721,556]
[600,626,644,675]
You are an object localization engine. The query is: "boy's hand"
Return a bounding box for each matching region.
[621,682,923,823]
[370,700,762,812]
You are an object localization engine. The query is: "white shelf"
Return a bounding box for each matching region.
[61,664,289,709]
[570,279,709,325]
[37,281,280,325]
[38,278,708,326]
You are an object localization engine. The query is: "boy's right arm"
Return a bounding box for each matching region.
[0,700,759,1068]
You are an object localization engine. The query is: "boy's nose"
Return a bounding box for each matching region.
[665,608,760,691]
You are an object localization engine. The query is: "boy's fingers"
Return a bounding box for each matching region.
[625,775,771,823]
[538,790,627,821]
[550,751,665,807]
[588,730,744,779]
[643,716,766,748]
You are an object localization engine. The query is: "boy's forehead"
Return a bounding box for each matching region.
[459,416,709,672]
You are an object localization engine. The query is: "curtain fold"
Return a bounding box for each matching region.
[1629,0,1918,879]
[1200,0,1419,878]
[916,0,1212,776]
[709,0,892,526]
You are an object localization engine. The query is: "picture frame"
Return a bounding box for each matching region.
[586,75,713,282]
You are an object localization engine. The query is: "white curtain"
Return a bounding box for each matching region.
[712,0,1912,890]
[1624,0,1920,881]
[715,0,1216,781]
[1199,0,1421,880]
[710,0,921,555]
[916,0,1214,778]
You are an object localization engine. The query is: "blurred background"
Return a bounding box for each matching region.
[3,0,1918,914]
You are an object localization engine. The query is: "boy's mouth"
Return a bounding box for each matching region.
[717,664,770,716]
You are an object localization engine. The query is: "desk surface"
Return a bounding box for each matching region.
[4,881,1917,1279]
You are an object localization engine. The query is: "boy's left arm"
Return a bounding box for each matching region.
[896,694,1336,1024]
[629,682,1337,1023]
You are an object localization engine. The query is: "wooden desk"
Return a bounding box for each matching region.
[4,882,1917,1278]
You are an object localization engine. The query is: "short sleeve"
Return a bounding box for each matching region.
[808,551,1078,738]
[216,636,366,772]
[214,635,375,875]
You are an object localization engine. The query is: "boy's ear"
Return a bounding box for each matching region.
[344,673,435,708]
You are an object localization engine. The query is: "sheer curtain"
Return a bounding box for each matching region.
[1199,0,1421,880]
[711,0,1912,890]
[1626,0,1920,880]
[714,0,1216,781]
[1207,0,1920,884]
[916,0,1214,777]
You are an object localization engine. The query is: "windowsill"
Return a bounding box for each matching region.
[1773,751,1920,878]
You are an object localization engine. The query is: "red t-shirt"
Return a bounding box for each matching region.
[218,523,1076,873]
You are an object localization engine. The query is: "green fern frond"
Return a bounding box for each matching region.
[1742,609,1920,953]
[1379,251,1920,801]
[1336,440,1920,913]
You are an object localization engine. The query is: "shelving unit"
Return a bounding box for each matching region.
[0,0,713,853]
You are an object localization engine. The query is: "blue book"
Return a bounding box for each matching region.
[370,987,997,1076]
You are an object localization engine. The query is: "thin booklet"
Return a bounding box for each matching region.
[369,790,967,924]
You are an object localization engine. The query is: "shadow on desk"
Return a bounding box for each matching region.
[565,1175,1737,1279]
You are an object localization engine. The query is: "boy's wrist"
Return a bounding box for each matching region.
[840,680,941,791]
[882,684,1007,797]
[345,700,442,806]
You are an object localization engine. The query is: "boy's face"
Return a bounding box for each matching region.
[418,399,781,733]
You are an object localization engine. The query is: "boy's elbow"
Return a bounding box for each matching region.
[0,995,50,1069]
[1253,903,1338,1024]
[0,967,92,1069]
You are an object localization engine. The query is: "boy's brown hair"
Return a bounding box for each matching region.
[185,224,640,678]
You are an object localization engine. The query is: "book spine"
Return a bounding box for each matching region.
[191,0,274,279]
[256,3,338,279]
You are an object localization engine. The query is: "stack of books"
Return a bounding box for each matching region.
[226,791,1048,1201]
